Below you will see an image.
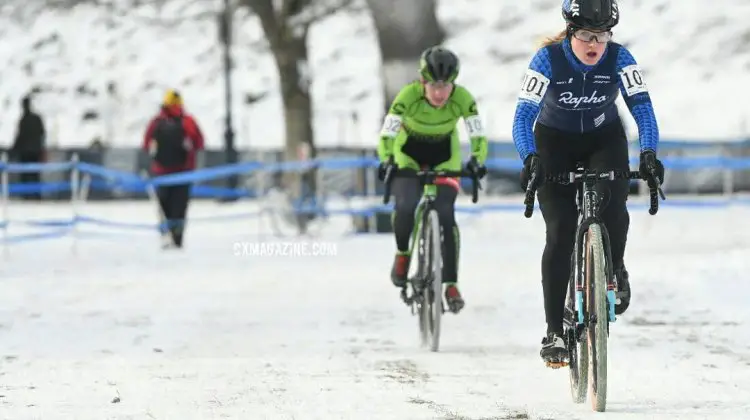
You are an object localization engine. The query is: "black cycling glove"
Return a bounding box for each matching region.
[465,156,487,180]
[520,153,542,191]
[639,150,664,189]
[378,156,395,181]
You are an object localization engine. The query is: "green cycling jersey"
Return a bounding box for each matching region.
[377,81,488,171]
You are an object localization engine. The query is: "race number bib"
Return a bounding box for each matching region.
[465,115,484,137]
[518,69,550,104]
[619,64,648,96]
[380,114,402,136]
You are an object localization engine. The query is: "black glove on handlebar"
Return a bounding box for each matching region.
[639,150,664,189]
[465,156,487,180]
[378,157,395,181]
[520,153,542,191]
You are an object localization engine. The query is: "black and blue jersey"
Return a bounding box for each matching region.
[512,37,658,161]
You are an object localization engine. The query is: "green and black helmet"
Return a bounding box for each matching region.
[419,46,460,83]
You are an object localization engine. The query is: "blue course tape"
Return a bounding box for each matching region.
[1,155,748,196]
[0,157,747,245]
[148,161,264,186]
[2,228,70,244]
[5,182,71,195]
[16,218,75,228]
[484,156,750,171]
[1,162,74,173]
[75,215,155,230]
[76,162,145,184]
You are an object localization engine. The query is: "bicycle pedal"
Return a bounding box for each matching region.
[399,289,412,305]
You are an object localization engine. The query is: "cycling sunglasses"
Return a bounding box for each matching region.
[573,29,613,43]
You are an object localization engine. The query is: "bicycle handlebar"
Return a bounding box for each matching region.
[382,167,481,205]
[523,169,666,218]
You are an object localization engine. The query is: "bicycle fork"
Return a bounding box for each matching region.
[599,224,617,323]
[400,203,427,312]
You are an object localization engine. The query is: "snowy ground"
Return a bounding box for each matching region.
[1,199,750,419]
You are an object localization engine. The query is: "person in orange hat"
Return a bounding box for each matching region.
[143,89,205,248]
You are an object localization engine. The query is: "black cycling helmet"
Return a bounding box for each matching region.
[562,0,619,31]
[419,46,460,83]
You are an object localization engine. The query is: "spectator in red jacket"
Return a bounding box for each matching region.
[142,89,205,249]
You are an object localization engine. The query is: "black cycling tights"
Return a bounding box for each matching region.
[391,176,460,283]
[535,121,630,335]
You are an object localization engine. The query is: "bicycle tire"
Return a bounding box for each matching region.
[566,258,588,404]
[265,187,341,238]
[586,224,609,412]
[426,209,443,352]
[414,211,430,348]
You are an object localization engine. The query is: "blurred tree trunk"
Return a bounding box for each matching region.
[243,0,315,170]
[365,0,444,115]
[242,0,355,233]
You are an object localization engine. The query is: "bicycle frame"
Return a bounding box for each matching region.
[411,182,439,291]
[406,182,440,277]
[571,171,618,326]
[382,167,480,305]
[525,168,663,327]
[402,183,440,304]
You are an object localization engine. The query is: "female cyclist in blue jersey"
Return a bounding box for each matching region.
[512,0,665,365]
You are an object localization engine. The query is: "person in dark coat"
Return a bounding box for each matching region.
[142,89,205,248]
[12,96,46,200]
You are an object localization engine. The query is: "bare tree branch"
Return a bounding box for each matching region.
[287,0,362,31]
[280,0,308,23]
[241,0,283,49]
[242,0,274,24]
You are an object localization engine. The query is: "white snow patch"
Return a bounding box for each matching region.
[0,0,748,150]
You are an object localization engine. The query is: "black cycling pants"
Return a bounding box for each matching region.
[391,175,460,283]
[535,121,630,334]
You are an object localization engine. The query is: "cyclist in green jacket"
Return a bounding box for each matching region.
[377,46,488,313]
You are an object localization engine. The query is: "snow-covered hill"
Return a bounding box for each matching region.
[1,0,749,150]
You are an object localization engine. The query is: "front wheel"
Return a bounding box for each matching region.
[414,216,429,348]
[264,187,337,238]
[425,209,443,352]
[566,251,588,404]
[586,224,609,412]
